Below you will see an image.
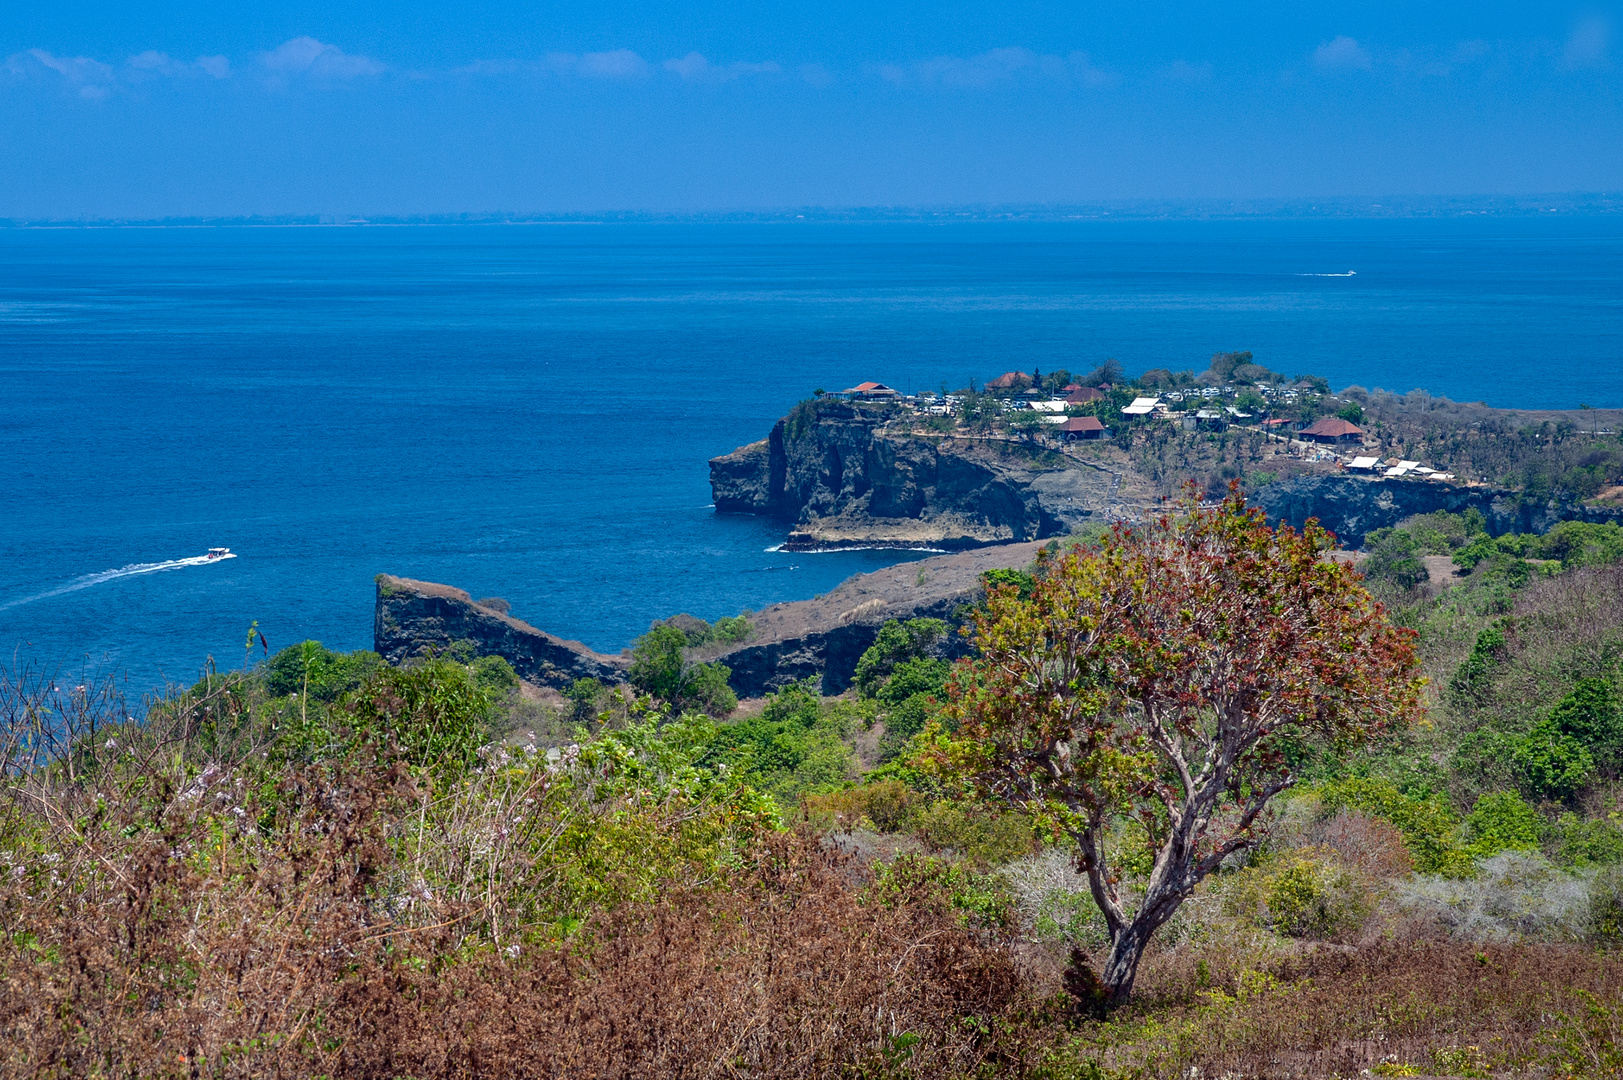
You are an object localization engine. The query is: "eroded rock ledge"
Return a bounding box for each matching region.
[374,541,1047,697]
[374,575,627,688]
[1256,474,1623,548]
[709,399,1124,550]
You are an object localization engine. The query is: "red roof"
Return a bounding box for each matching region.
[986,371,1032,389]
[1299,417,1365,438]
[852,381,887,391]
[1065,387,1106,403]
[1261,418,1294,427]
[1062,383,1083,392]
[1060,416,1106,432]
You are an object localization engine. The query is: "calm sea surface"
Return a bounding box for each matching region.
[3,218,1622,691]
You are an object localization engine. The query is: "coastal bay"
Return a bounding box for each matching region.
[3,217,1623,690]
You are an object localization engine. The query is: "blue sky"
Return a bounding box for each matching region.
[1,2,1619,217]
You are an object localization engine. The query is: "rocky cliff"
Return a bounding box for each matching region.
[1256,474,1623,548]
[696,540,1047,696]
[374,575,627,688]
[709,399,1121,549]
[374,540,1047,698]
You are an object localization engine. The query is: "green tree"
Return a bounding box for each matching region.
[1361,528,1428,593]
[853,618,947,698]
[929,489,1422,1006]
[1336,403,1365,424]
[630,626,688,701]
[1551,677,1623,771]
[628,625,738,717]
[980,567,1037,602]
[1513,719,1595,801]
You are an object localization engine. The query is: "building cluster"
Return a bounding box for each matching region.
[832,373,1459,482]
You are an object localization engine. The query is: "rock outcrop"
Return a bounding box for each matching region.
[374,575,627,688]
[709,399,1122,550]
[374,541,1048,698]
[697,540,1048,696]
[1256,474,1623,548]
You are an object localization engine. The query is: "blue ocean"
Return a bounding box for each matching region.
[3,217,1622,692]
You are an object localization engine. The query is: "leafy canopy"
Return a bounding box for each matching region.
[927,488,1422,1000]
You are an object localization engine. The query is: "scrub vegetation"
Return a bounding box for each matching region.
[12,497,1623,1077]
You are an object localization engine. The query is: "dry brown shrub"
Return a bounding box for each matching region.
[0,781,1033,1080]
[330,834,1028,1079]
[802,778,920,832]
[1309,809,1415,880]
[1093,939,1623,1078]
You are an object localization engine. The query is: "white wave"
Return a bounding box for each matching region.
[1296,270,1357,277]
[0,553,236,612]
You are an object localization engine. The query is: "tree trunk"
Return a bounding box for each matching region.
[1098,917,1156,1005]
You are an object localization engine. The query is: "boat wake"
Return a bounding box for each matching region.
[1297,271,1357,277]
[0,552,237,613]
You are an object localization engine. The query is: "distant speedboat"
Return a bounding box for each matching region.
[203,547,234,561]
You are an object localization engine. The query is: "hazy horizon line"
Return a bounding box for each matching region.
[5,191,1622,229]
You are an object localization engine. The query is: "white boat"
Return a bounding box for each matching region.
[203,547,234,561]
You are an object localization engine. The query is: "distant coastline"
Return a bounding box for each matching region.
[5,191,1623,230]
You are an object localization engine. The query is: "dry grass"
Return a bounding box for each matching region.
[12,663,1623,1078]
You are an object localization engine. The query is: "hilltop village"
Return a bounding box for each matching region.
[828,358,1461,481]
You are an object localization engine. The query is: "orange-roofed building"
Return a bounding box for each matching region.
[1299,417,1365,443]
[844,381,901,399]
[1059,416,1107,441]
[986,371,1033,391]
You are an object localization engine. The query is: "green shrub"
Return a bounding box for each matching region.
[1538,521,1623,569]
[1553,813,1623,869]
[873,655,951,758]
[853,619,947,698]
[904,799,1037,867]
[679,662,738,718]
[1512,720,1596,801]
[1314,777,1471,877]
[980,567,1037,602]
[1550,677,1623,772]
[865,853,1015,931]
[1465,791,1542,859]
[629,625,688,700]
[1449,621,1509,705]
[1224,849,1373,939]
[627,625,737,716]
[327,658,497,774]
[566,677,607,723]
[1362,529,1428,593]
[266,641,382,703]
[1589,865,1623,944]
[710,614,753,644]
[1453,533,1500,571]
[705,682,858,804]
[469,653,519,697]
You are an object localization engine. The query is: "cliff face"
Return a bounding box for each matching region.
[1256,474,1623,548]
[709,399,1121,549]
[698,540,1047,696]
[375,541,1047,699]
[374,575,627,689]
